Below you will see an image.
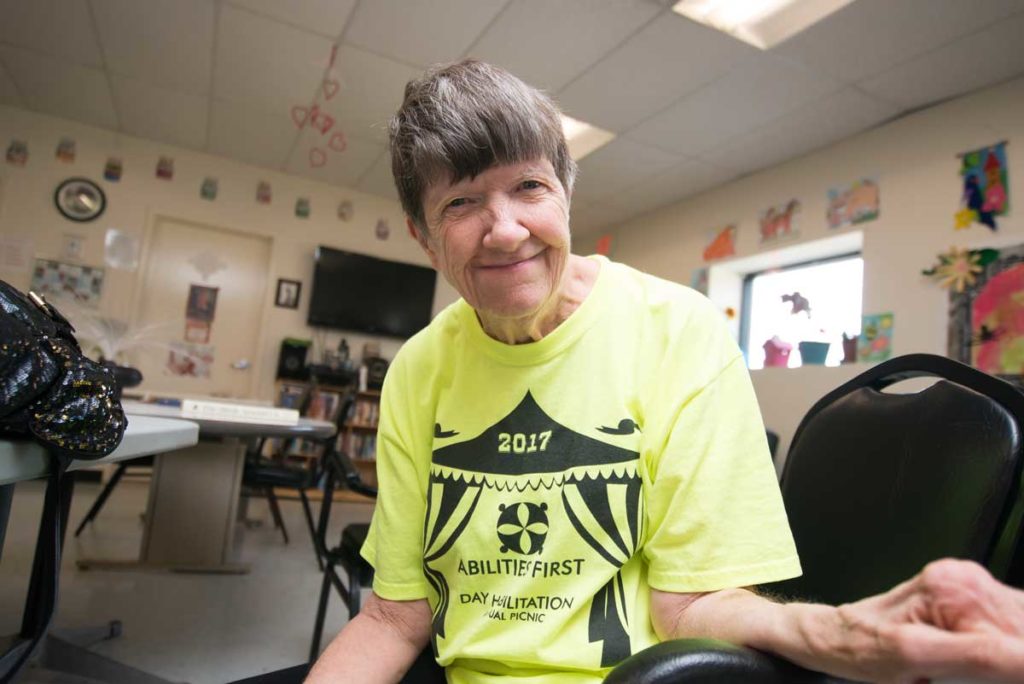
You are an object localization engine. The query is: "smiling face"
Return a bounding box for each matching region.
[412,158,571,325]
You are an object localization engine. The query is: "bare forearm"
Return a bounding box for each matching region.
[306,594,432,684]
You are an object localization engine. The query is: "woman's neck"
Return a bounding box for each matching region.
[477,255,600,345]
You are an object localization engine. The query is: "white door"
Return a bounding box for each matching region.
[134,217,271,398]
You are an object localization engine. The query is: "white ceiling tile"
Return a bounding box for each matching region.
[0,0,103,67]
[0,62,22,106]
[0,46,117,129]
[325,45,424,145]
[344,0,507,67]
[214,5,331,115]
[225,0,357,38]
[208,98,298,168]
[627,53,843,155]
[707,88,899,175]
[467,0,662,92]
[572,137,685,205]
[859,11,1024,110]
[603,159,735,216]
[557,13,756,131]
[111,76,208,151]
[776,0,1024,82]
[285,128,383,188]
[356,151,399,202]
[91,0,214,96]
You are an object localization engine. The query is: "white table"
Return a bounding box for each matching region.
[76,401,335,574]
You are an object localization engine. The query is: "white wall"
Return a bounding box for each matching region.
[0,104,459,400]
[579,76,1024,464]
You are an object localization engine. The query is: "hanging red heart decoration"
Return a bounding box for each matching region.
[322,79,340,100]
[328,132,347,153]
[309,148,327,167]
[291,105,309,128]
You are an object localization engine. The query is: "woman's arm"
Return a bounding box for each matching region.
[306,592,433,683]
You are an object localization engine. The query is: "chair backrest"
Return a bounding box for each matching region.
[767,354,1024,606]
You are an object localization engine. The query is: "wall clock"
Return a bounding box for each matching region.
[54,177,106,222]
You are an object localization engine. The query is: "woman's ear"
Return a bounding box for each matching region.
[408,218,439,267]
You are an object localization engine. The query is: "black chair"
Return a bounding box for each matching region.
[606,353,1024,682]
[766,429,780,462]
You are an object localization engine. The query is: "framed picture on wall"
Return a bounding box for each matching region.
[275,278,302,309]
[948,242,1024,388]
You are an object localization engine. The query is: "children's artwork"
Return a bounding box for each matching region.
[56,137,76,162]
[949,243,1024,382]
[922,246,999,292]
[166,342,214,378]
[186,284,218,323]
[295,197,310,218]
[200,177,218,201]
[275,278,301,309]
[31,259,105,306]
[702,225,736,261]
[337,199,354,221]
[257,181,272,205]
[827,178,879,229]
[156,156,174,180]
[375,218,390,241]
[759,199,800,244]
[6,140,27,166]
[103,157,122,181]
[858,313,893,362]
[595,234,613,256]
[104,229,140,271]
[955,142,1008,231]
[690,267,708,295]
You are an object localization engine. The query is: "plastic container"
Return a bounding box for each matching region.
[798,341,830,365]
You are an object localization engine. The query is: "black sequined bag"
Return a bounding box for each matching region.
[0,280,126,683]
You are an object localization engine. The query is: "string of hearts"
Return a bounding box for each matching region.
[292,63,346,168]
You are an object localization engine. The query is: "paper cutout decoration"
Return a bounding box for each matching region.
[257,181,272,205]
[56,137,76,163]
[703,225,736,261]
[375,218,390,240]
[188,250,227,280]
[156,156,174,180]
[763,336,792,368]
[948,243,1024,382]
[690,267,708,295]
[827,179,879,229]
[104,229,140,271]
[104,157,122,181]
[595,234,613,256]
[760,200,800,244]
[922,246,999,292]
[295,197,311,218]
[166,341,213,378]
[200,177,218,201]
[841,333,858,364]
[782,292,811,316]
[956,142,1009,231]
[337,200,354,221]
[31,259,105,307]
[858,313,893,362]
[6,140,27,166]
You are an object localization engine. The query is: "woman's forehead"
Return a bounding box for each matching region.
[427,159,557,195]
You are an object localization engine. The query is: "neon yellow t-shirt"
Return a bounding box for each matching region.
[361,256,800,683]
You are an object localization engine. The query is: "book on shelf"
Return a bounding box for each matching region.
[181,399,299,425]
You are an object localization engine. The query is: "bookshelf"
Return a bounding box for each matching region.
[342,390,380,488]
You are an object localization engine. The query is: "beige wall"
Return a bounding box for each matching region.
[577,76,1024,465]
[0,104,459,401]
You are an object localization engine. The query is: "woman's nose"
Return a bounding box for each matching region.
[482,199,530,250]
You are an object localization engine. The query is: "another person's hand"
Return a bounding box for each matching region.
[821,559,1024,682]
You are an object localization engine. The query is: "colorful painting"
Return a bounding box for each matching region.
[30,259,104,307]
[104,157,123,182]
[949,243,1024,382]
[955,142,1008,231]
[858,312,893,362]
[703,225,736,261]
[827,179,879,229]
[759,199,800,245]
[56,137,76,163]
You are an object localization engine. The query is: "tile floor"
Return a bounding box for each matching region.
[0,477,373,684]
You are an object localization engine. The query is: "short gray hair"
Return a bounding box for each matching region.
[389,59,577,231]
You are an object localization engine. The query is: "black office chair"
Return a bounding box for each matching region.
[606,353,1024,682]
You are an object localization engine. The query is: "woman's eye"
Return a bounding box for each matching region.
[520,180,543,191]
[446,197,469,210]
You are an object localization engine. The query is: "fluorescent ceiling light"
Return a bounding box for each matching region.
[672,0,856,50]
[561,114,615,161]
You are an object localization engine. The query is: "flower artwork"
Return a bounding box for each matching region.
[955,142,1009,231]
[921,247,1000,292]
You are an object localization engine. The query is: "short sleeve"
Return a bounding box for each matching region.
[642,353,801,593]
[359,355,432,601]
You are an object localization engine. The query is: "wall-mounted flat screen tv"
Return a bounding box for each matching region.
[308,246,437,338]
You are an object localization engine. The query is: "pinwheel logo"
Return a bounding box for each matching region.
[496,502,549,555]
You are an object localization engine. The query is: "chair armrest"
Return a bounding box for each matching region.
[603,638,853,684]
[329,449,378,498]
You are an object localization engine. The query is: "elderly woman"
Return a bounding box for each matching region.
[306,60,1012,684]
